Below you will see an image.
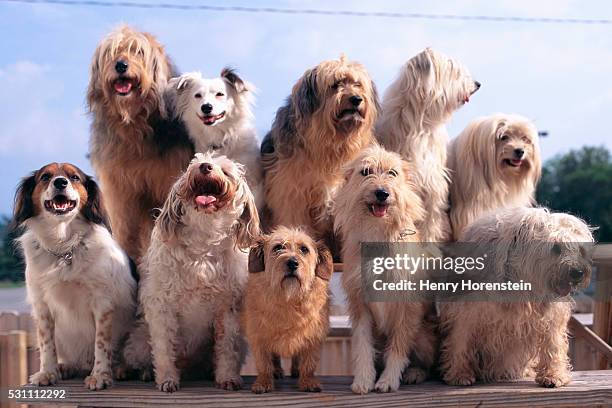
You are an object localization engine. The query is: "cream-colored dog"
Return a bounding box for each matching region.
[448,113,542,240]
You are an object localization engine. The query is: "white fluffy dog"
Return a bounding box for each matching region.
[448,114,541,240]
[376,48,480,242]
[165,69,262,202]
[136,152,260,392]
[440,207,594,387]
[334,145,438,394]
[13,163,136,390]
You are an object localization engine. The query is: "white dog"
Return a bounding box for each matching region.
[448,114,542,240]
[376,48,480,242]
[165,69,262,203]
[14,163,136,390]
[136,152,260,392]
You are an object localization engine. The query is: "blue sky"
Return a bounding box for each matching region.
[1,0,611,216]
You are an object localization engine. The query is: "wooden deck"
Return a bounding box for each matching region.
[11,371,612,407]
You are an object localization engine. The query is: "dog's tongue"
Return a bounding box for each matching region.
[511,159,523,166]
[114,80,132,94]
[372,204,388,217]
[195,195,217,206]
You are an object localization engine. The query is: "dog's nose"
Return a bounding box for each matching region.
[514,148,525,159]
[201,103,213,114]
[286,257,299,272]
[199,163,213,174]
[375,189,389,202]
[474,80,481,90]
[569,269,584,283]
[53,177,68,190]
[349,95,363,107]
[115,60,128,74]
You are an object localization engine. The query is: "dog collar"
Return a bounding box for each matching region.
[398,229,417,240]
[36,232,88,267]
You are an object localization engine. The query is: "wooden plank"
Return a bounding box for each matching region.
[9,371,612,407]
[0,311,20,331]
[593,259,612,369]
[0,330,28,389]
[569,316,612,363]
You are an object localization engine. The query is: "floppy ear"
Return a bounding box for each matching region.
[83,175,111,230]
[157,185,184,243]
[315,241,333,281]
[248,237,266,273]
[221,67,248,93]
[86,46,103,110]
[370,80,381,117]
[235,185,261,250]
[293,68,319,120]
[12,172,37,229]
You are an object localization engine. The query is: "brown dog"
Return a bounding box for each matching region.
[243,227,332,393]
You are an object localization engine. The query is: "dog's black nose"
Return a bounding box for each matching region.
[199,163,213,174]
[287,257,299,272]
[349,95,363,107]
[474,81,481,90]
[569,269,584,282]
[201,103,213,114]
[115,60,128,74]
[514,148,525,159]
[375,189,389,202]
[53,177,68,190]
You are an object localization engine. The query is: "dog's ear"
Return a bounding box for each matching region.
[414,48,435,94]
[369,80,381,118]
[315,241,333,281]
[12,171,38,230]
[86,46,103,110]
[221,67,248,94]
[235,185,261,250]
[248,237,266,273]
[157,185,184,243]
[294,68,319,120]
[83,175,111,230]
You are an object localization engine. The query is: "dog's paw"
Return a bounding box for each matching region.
[30,369,59,386]
[216,377,243,391]
[298,377,322,392]
[84,372,113,391]
[444,373,476,386]
[350,377,374,395]
[403,367,428,384]
[374,375,400,393]
[251,379,273,394]
[536,373,570,388]
[158,378,180,393]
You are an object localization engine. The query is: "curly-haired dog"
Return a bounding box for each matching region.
[261,55,378,245]
[243,226,332,393]
[334,145,438,394]
[13,163,136,390]
[134,152,259,392]
[376,48,480,242]
[87,25,194,262]
[448,114,542,240]
[440,207,594,387]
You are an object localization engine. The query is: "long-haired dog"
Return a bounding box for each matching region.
[376,48,480,242]
[13,163,136,390]
[334,145,438,394]
[244,226,332,394]
[261,55,378,246]
[440,207,594,387]
[87,25,194,262]
[448,114,542,240]
[165,69,262,203]
[133,152,259,392]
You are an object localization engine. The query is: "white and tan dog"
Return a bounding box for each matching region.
[334,145,438,394]
[376,48,480,242]
[135,152,260,392]
[448,114,542,240]
[14,163,136,390]
[440,207,594,387]
[165,69,262,202]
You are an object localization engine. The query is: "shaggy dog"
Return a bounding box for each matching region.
[448,114,542,240]
[261,55,378,245]
[165,69,262,202]
[334,145,438,394]
[440,207,594,387]
[87,25,194,262]
[13,163,136,390]
[243,226,332,393]
[133,152,259,392]
[376,48,480,242]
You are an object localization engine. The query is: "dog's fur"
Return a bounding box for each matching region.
[440,207,594,387]
[261,55,378,245]
[334,145,438,394]
[87,25,194,262]
[132,153,259,392]
[13,163,136,390]
[243,226,332,393]
[376,48,480,242]
[165,69,262,203]
[448,114,542,240]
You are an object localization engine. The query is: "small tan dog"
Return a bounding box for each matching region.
[334,145,438,394]
[440,207,594,387]
[243,227,332,393]
[448,114,542,240]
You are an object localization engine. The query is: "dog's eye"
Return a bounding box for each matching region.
[40,173,51,182]
[272,244,284,253]
[216,92,225,97]
[360,168,373,177]
[522,137,532,144]
[194,93,202,99]
[300,246,310,254]
[70,174,81,182]
[388,169,398,177]
[354,82,362,88]
[499,134,510,141]
[331,82,340,90]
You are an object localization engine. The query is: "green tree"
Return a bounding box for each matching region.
[537,146,612,242]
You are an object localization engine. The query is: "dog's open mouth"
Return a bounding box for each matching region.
[337,108,364,121]
[193,179,223,212]
[503,159,524,168]
[200,112,226,126]
[368,203,389,217]
[44,195,77,215]
[113,77,137,96]
[555,280,578,297]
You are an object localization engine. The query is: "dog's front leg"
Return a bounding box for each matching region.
[350,306,376,394]
[145,301,180,392]
[535,308,571,388]
[251,344,274,394]
[30,300,60,386]
[440,312,477,386]
[84,306,114,390]
[213,308,244,391]
[297,345,322,392]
